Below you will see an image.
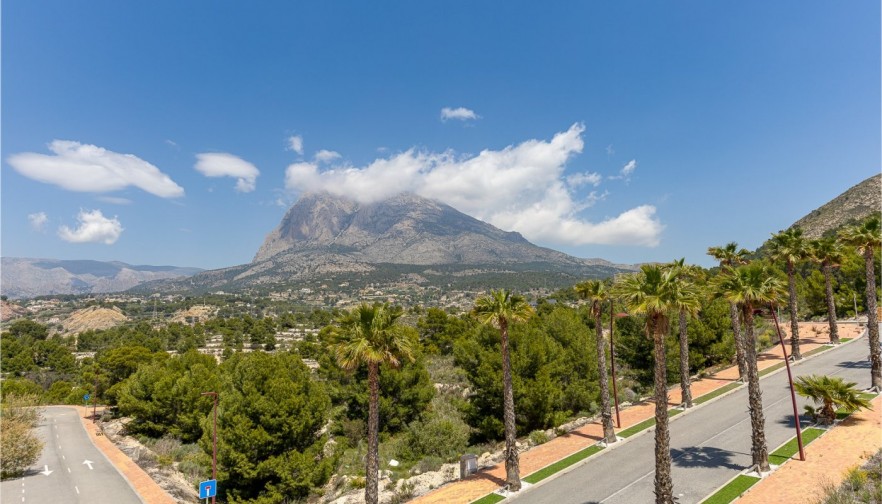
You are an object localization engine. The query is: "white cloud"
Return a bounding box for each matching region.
[566,171,602,187]
[194,153,260,192]
[440,107,480,122]
[7,140,185,198]
[58,209,123,244]
[609,159,637,180]
[314,150,342,163]
[97,196,132,205]
[284,123,663,247]
[287,135,304,155]
[28,212,48,232]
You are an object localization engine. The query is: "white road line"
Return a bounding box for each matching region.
[62,455,65,460]
[67,468,71,473]
[75,486,80,495]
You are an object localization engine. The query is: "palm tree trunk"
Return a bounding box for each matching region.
[822,263,839,344]
[741,306,770,472]
[729,301,747,380]
[652,315,674,504]
[499,319,521,491]
[787,261,802,360]
[595,306,616,443]
[365,362,380,504]
[864,250,881,391]
[678,309,692,408]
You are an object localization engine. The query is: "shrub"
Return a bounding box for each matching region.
[529,430,549,445]
[0,394,43,479]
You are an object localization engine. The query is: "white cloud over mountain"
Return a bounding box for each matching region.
[194,153,260,192]
[7,140,185,198]
[58,209,123,244]
[284,123,663,247]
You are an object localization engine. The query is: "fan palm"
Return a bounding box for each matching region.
[332,303,415,504]
[768,227,808,360]
[614,265,680,503]
[794,375,873,425]
[471,289,535,491]
[575,279,617,444]
[715,264,784,473]
[808,237,845,343]
[839,216,882,391]
[707,242,751,380]
[667,259,702,408]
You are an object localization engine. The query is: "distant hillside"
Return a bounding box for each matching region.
[1,258,203,299]
[790,174,881,238]
[143,192,636,295]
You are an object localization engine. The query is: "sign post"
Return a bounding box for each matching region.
[199,480,217,502]
[83,394,91,418]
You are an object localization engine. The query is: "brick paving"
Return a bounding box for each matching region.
[735,394,882,504]
[410,322,867,504]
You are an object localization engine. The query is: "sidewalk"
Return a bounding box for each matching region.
[735,394,882,504]
[74,405,177,504]
[411,322,866,504]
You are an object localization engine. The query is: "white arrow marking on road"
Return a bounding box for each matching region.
[82,460,94,470]
[40,465,52,476]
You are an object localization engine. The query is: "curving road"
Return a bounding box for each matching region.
[512,331,875,504]
[1,406,143,504]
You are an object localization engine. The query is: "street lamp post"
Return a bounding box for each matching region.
[609,300,622,428]
[769,304,805,461]
[201,391,218,504]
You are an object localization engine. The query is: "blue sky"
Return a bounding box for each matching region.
[2,1,879,269]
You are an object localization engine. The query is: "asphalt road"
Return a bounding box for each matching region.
[513,333,875,504]
[1,406,143,504]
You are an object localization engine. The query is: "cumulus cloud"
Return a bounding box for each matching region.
[440,107,479,122]
[566,171,602,188]
[284,123,663,247]
[28,212,48,232]
[287,135,304,155]
[58,209,123,244]
[7,140,185,198]
[194,153,260,192]
[314,150,342,163]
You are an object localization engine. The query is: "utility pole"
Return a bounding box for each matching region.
[770,305,805,461]
[201,391,218,504]
[609,300,622,428]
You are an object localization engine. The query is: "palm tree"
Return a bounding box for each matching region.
[471,289,535,491]
[794,374,873,425]
[715,264,785,473]
[707,242,751,380]
[667,259,702,408]
[808,237,845,343]
[839,216,882,391]
[615,265,680,503]
[332,303,415,504]
[768,227,808,360]
[574,280,617,444]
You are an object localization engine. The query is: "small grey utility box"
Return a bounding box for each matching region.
[460,454,477,479]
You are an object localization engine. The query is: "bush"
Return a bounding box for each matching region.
[0,394,43,479]
[529,430,549,445]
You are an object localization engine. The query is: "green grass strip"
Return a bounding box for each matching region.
[802,346,828,358]
[471,493,505,504]
[701,475,761,504]
[523,444,604,483]
[618,416,656,438]
[759,362,785,377]
[840,338,853,343]
[695,382,742,405]
[768,427,825,466]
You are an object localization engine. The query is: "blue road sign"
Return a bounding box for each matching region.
[83,393,91,402]
[199,480,217,499]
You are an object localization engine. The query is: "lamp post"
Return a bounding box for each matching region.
[769,304,805,461]
[609,300,622,428]
[201,391,218,504]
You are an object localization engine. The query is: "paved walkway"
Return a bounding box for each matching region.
[735,394,882,504]
[411,322,867,504]
[75,405,177,504]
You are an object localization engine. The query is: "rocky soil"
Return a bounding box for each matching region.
[63,306,129,334]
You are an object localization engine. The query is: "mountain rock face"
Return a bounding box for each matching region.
[254,192,610,267]
[0,258,203,299]
[791,173,881,238]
